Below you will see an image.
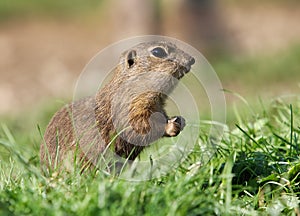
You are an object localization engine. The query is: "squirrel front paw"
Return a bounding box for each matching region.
[164,116,186,137]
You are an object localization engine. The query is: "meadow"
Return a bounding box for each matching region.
[1,45,300,215]
[1,1,300,215]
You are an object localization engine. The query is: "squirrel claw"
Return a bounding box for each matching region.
[164,116,186,137]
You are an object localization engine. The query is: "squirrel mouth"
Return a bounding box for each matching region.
[177,57,195,79]
[186,56,195,71]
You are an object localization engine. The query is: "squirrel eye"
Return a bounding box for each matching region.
[151,47,168,58]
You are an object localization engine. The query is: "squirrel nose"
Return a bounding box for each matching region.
[189,57,195,66]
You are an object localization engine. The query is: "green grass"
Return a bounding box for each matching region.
[213,43,300,94]
[0,97,300,215]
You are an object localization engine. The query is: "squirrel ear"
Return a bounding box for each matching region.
[127,50,136,68]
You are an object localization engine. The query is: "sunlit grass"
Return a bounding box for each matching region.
[0,97,300,215]
[214,43,300,96]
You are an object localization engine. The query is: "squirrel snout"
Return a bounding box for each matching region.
[189,56,195,66]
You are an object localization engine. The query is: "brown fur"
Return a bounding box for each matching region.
[40,41,195,172]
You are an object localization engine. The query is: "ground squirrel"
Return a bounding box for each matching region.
[40,41,195,172]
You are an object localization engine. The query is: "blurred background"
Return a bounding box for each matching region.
[0,0,300,121]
